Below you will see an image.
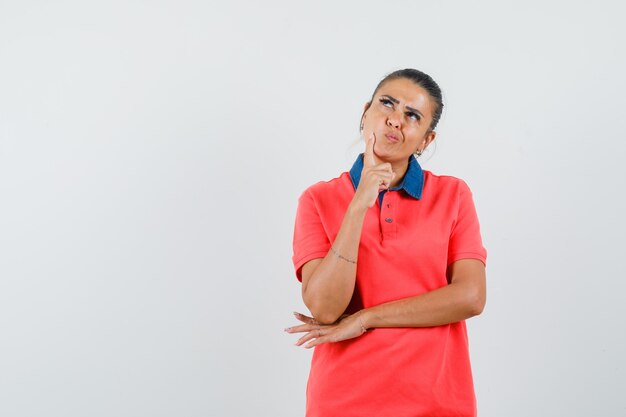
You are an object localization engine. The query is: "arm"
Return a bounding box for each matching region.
[289,176,488,346]
[301,134,395,324]
[287,259,486,348]
[300,203,366,324]
[360,258,486,329]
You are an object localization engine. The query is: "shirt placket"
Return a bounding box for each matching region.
[380,191,398,241]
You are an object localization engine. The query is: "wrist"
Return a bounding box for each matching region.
[347,200,369,217]
[358,309,372,331]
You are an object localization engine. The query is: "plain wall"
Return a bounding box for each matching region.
[1,1,625,416]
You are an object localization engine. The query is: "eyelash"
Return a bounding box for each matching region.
[379,98,420,122]
[379,98,393,107]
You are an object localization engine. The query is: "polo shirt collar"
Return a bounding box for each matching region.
[348,153,425,200]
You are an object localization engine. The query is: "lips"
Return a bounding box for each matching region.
[385,133,399,143]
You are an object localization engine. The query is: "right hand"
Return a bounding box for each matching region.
[352,133,395,210]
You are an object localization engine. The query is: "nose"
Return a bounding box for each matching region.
[387,113,401,129]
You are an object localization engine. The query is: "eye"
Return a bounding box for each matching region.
[407,112,421,122]
[379,98,393,108]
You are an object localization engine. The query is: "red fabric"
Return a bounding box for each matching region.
[292,170,487,417]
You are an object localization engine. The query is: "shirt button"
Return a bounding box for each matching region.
[385,218,393,223]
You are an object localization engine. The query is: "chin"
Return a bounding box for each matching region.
[374,148,409,163]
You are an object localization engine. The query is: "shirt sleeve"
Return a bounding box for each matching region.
[292,189,331,282]
[447,180,488,267]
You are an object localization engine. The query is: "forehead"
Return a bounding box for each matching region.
[376,78,433,116]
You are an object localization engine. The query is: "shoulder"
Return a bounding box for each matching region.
[299,171,352,200]
[296,172,354,216]
[423,170,473,195]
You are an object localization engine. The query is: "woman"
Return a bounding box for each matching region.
[285,69,487,417]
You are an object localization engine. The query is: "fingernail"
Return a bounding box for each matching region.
[284,328,290,332]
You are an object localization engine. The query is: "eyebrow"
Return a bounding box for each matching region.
[381,95,424,119]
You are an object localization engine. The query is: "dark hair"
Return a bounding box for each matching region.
[364,68,444,131]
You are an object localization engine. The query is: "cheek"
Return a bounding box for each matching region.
[365,108,388,124]
[406,125,428,138]
[405,132,427,147]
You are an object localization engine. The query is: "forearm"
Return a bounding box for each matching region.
[303,202,367,324]
[360,281,484,329]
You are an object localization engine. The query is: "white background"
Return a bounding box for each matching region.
[1,1,625,416]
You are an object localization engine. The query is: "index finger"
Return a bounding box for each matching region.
[364,133,376,167]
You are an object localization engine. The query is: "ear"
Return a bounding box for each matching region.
[360,102,371,130]
[422,130,436,149]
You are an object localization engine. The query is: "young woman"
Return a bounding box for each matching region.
[286,68,488,417]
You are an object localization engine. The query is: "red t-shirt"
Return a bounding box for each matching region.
[292,157,487,417]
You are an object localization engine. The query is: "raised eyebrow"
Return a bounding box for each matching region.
[381,94,400,104]
[381,95,424,119]
[406,105,424,119]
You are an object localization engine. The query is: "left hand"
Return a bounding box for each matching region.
[284,311,368,349]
